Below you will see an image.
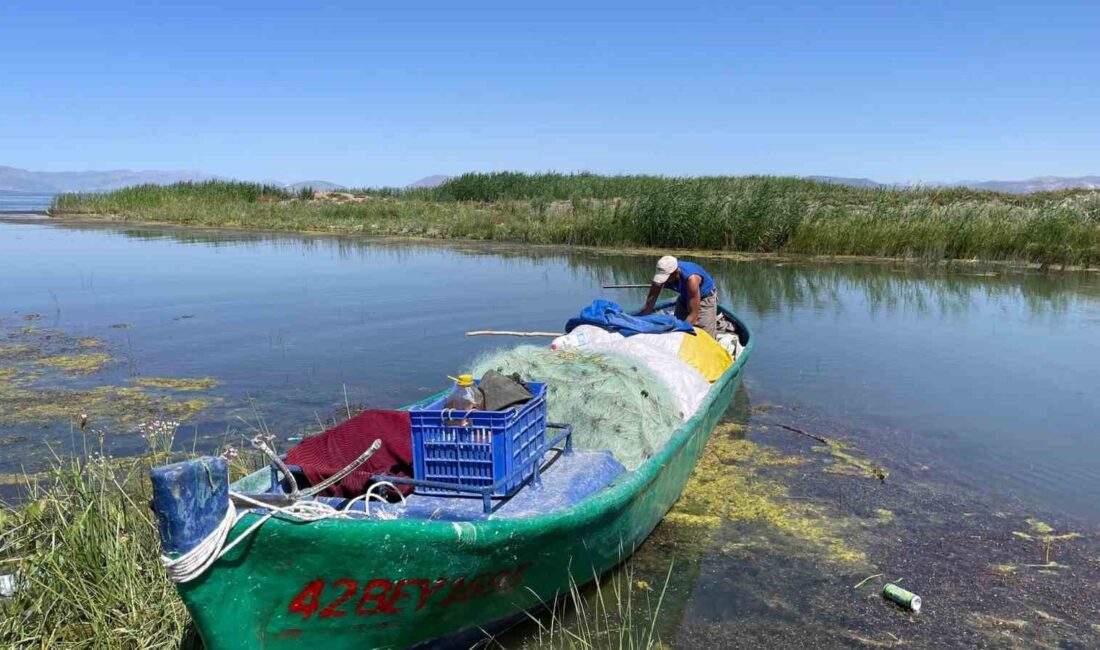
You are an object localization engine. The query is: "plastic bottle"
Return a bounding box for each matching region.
[444,374,485,426]
[550,330,589,351]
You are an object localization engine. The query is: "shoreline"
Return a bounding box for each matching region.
[35,211,1100,275]
[47,175,1100,270]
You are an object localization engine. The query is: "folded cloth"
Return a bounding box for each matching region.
[479,370,534,411]
[565,299,694,337]
[286,409,413,498]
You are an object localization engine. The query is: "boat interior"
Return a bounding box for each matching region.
[234,309,749,523]
[254,448,627,521]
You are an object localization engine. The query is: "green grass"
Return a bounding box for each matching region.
[0,416,266,648]
[0,450,190,648]
[0,427,671,649]
[52,174,1100,267]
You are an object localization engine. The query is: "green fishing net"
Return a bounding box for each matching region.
[471,345,683,470]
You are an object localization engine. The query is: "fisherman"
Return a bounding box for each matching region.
[639,255,719,337]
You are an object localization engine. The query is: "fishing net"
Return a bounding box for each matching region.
[471,346,683,470]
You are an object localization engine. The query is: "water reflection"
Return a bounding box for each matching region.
[106,223,1096,322]
[3,219,1100,523]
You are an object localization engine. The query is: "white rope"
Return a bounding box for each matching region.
[160,502,237,584]
[160,484,409,583]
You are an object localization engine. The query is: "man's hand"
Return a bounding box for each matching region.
[639,281,662,315]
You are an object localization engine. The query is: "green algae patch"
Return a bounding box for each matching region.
[34,352,113,375]
[0,472,36,486]
[1012,518,1084,566]
[969,613,1029,630]
[131,376,220,392]
[0,367,20,384]
[643,511,723,560]
[1027,518,1055,535]
[812,438,888,481]
[669,423,868,566]
[0,343,37,360]
[0,382,215,427]
[0,327,217,427]
[990,563,1019,575]
[862,508,896,528]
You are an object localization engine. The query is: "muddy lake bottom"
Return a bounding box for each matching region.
[674,407,1098,648]
[2,217,1100,647]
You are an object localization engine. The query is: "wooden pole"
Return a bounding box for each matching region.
[466,330,561,337]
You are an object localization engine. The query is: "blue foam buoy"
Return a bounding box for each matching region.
[149,457,229,556]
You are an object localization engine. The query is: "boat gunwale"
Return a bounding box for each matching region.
[229,305,754,539]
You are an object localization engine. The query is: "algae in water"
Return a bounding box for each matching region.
[131,376,220,392]
[669,423,868,565]
[34,352,113,375]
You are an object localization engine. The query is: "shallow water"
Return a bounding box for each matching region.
[0,191,53,213]
[3,218,1100,644]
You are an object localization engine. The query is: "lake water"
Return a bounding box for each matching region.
[3,217,1099,644]
[0,191,54,213]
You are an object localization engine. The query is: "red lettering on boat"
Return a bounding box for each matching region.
[512,563,530,587]
[388,578,417,613]
[286,565,530,621]
[415,578,449,611]
[438,575,467,607]
[319,579,358,618]
[464,572,494,600]
[355,579,398,616]
[288,579,325,620]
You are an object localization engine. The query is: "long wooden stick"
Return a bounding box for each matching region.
[466,330,561,337]
[778,423,829,444]
[602,284,652,289]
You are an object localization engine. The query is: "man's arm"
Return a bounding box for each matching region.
[683,275,702,324]
[639,282,663,315]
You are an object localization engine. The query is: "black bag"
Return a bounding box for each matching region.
[479,370,534,411]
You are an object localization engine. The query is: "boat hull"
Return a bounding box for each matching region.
[178,310,752,649]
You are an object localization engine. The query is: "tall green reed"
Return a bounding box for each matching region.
[52,175,1100,267]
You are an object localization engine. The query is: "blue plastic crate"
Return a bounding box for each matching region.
[410,382,547,497]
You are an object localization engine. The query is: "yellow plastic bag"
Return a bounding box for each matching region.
[677,328,732,382]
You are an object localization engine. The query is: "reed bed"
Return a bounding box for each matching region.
[53,174,1100,267]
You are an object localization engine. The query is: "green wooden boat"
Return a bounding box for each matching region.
[151,305,754,649]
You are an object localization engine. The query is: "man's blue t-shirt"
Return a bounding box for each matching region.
[667,261,716,298]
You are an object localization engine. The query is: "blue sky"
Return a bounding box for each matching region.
[2,1,1098,186]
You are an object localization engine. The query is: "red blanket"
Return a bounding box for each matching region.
[286,409,414,498]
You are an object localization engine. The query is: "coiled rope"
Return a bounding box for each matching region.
[161,482,406,583]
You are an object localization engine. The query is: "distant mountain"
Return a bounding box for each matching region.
[805,176,882,189]
[0,165,356,194]
[955,176,1100,194]
[408,175,450,189]
[806,174,1100,194]
[287,180,345,192]
[0,165,217,193]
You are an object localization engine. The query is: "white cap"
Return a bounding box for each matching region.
[653,256,678,284]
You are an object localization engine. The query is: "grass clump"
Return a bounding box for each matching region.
[53,174,1100,267]
[0,424,267,649]
[0,451,189,648]
[522,563,674,650]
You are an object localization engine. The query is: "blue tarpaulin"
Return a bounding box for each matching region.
[564,299,695,337]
